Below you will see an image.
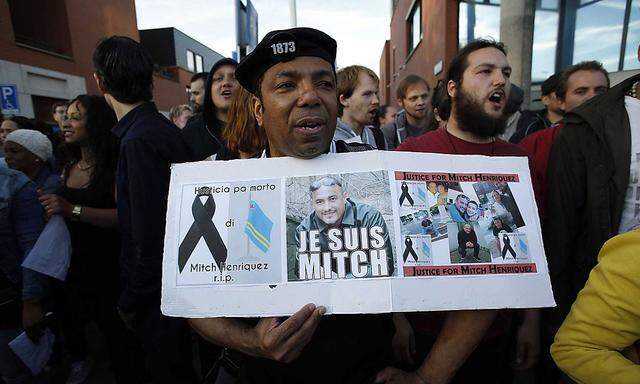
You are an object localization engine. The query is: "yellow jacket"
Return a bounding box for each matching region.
[551,229,640,384]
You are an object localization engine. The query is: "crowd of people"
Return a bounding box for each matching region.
[0,25,638,384]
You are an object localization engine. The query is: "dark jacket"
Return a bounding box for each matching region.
[509,109,551,143]
[457,229,478,247]
[181,113,223,160]
[0,167,46,302]
[112,102,195,312]
[544,74,638,325]
[380,110,433,150]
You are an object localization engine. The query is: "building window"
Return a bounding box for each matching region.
[407,2,422,53]
[8,0,72,57]
[195,54,204,73]
[622,0,639,70]
[187,50,195,71]
[458,0,501,48]
[573,0,627,71]
[32,95,67,125]
[532,0,560,82]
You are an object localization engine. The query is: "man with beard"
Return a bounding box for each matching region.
[182,58,240,160]
[189,28,393,384]
[379,40,539,383]
[334,65,387,149]
[382,75,434,149]
[189,72,207,112]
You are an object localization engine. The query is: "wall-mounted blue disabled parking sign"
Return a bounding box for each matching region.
[0,85,20,115]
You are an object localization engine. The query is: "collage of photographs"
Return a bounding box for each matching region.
[397,177,531,270]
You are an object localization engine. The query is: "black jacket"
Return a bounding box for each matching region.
[112,102,195,312]
[181,113,223,160]
[509,109,551,143]
[458,229,478,247]
[544,74,638,325]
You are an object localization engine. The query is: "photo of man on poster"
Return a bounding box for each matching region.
[449,194,470,223]
[293,176,394,279]
[458,223,481,262]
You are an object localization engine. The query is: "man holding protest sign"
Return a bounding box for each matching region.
[189,28,394,383]
[379,40,540,383]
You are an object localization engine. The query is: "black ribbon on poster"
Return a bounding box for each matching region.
[501,234,517,260]
[399,182,414,206]
[178,192,228,273]
[402,236,418,262]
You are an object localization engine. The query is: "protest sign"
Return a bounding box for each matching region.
[162,151,555,317]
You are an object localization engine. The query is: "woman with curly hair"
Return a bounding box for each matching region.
[39,95,144,383]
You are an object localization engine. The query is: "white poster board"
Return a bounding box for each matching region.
[162,151,555,317]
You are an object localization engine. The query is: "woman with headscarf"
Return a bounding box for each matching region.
[4,129,60,193]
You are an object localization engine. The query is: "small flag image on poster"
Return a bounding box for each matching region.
[416,186,427,205]
[244,200,273,253]
[422,241,431,259]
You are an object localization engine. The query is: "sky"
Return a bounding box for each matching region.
[135,0,392,74]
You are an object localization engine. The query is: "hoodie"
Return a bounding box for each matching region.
[333,118,387,149]
[381,110,429,150]
[182,58,238,161]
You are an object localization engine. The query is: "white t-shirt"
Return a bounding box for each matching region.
[618,96,640,233]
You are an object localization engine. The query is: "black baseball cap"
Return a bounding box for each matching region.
[235,27,337,95]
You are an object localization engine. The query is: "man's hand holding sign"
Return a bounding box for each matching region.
[190,303,325,363]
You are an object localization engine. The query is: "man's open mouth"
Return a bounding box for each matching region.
[488,90,505,106]
[294,117,325,134]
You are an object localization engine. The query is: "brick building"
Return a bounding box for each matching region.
[0,0,224,122]
[380,0,639,106]
[380,0,459,105]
